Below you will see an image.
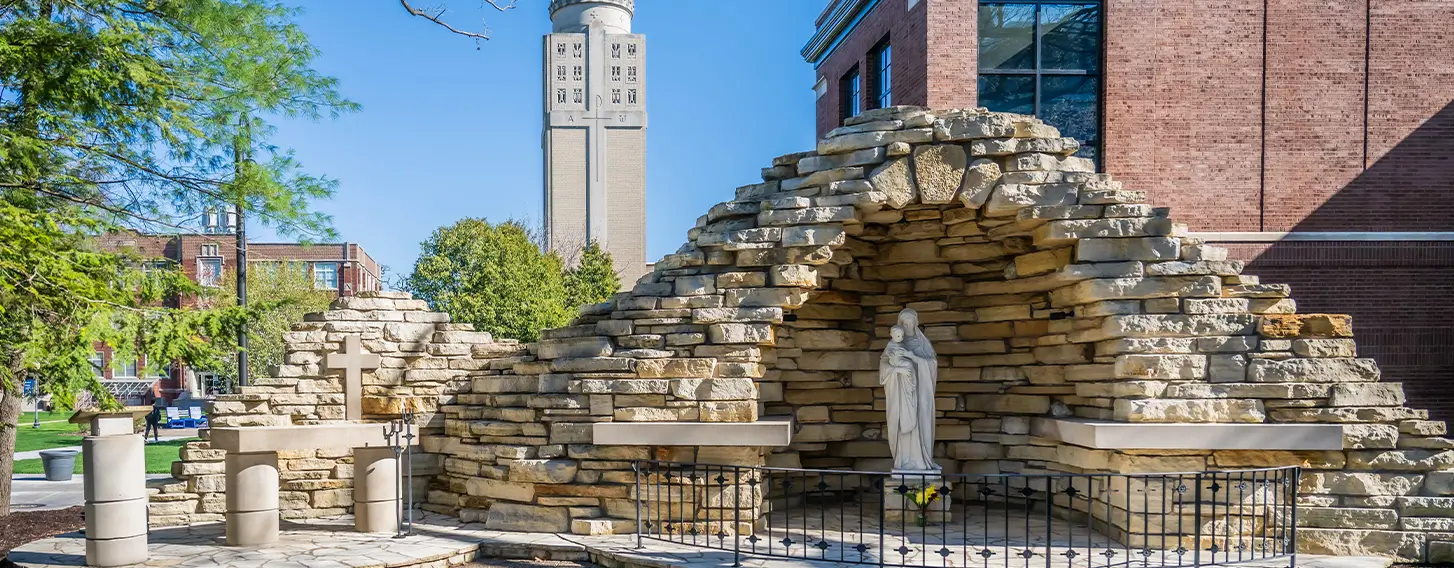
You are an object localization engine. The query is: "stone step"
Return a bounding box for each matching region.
[570,517,637,536]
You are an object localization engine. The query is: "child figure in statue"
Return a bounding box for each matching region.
[881,325,918,435]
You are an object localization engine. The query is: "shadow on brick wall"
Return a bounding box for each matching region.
[1241,100,1454,420]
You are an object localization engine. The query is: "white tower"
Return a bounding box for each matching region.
[543,0,646,283]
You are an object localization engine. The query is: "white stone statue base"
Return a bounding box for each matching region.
[883,471,952,524]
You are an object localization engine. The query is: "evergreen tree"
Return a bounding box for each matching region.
[565,241,621,308]
[403,219,573,342]
[0,0,352,515]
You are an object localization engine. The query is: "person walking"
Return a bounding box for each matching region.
[143,400,164,443]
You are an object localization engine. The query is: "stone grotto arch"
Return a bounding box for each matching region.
[156,107,1454,563]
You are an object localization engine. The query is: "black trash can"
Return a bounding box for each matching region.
[39,449,79,481]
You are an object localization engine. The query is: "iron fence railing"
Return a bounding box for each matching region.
[633,461,1298,568]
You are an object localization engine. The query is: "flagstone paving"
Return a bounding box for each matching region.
[5,512,1391,568]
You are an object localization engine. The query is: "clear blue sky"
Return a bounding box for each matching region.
[263,0,827,284]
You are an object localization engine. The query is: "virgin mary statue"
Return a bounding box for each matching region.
[879,308,940,472]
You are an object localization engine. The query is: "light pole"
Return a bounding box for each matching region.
[234,115,250,389]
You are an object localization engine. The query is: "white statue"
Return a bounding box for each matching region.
[183,368,204,400]
[879,308,940,472]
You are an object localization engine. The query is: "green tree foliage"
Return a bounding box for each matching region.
[404,219,609,343]
[206,263,334,390]
[565,241,621,308]
[0,0,353,515]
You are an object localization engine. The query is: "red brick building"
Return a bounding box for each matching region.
[93,231,382,402]
[804,0,1454,418]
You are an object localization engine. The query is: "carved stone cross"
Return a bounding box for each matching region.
[325,335,380,421]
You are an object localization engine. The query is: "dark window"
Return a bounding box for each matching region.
[840,66,861,122]
[977,1,1102,163]
[870,39,892,109]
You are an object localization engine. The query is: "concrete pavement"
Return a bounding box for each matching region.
[9,474,174,511]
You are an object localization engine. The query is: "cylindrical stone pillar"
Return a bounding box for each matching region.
[83,433,147,566]
[225,451,280,546]
[353,446,399,534]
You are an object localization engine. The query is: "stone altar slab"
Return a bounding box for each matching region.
[209,423,393,453]
[1032,418,1344,450]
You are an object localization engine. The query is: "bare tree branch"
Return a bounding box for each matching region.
[400,0,517,41]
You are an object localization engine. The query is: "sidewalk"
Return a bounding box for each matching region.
[9,474,174,511]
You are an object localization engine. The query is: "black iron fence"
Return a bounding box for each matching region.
[632,461,1298,568]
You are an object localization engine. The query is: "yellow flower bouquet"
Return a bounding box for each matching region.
[906,485,947,527]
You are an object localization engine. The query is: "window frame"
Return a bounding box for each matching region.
[870,37,892,110]
[839,65,862,123]
[89,350,106,378]
[198,257,223,287]
[976,0,1105,166]
[312,262,339,291]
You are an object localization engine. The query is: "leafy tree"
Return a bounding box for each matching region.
[565,241,621,308]
[404,219,573,342]
[205,262,334,391]
[0,0,352,515]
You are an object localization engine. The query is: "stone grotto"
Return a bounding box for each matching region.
[147,106,1454,564]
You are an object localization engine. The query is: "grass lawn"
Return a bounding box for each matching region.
[12,418,91,453]
[13,438,195,475]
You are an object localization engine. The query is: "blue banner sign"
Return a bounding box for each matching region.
[22,378,36,397]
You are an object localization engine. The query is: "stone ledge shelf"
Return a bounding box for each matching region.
[1032,418,1344,451]
[593,419,794,446]
[209,423,393,453]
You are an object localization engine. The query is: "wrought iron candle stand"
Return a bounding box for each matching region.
[384,410,417,539]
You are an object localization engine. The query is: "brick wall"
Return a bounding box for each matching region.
[1102,0,1266,231]
[809,0,1454,422]
[95,232,382,401]
[1224,241,1454,422]
[814,0,930,136]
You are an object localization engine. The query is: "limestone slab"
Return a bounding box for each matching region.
[592,419,793,446]
[210,423,393,452]
[1032,418,1343,450]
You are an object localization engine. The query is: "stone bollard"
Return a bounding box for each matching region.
[225,451,280,545]
[353,446,400,533]
[77,410,150,567]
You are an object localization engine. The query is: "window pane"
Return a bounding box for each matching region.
[313,262,339,290]
[1041,4,1101,71]
[841,70,861,119]
[978,4,1036,70]
[1041,75,1099,146]
[977,75,1035,115]
[875,43,892,108]
[199,258,222,287]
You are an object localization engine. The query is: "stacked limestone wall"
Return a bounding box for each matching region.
[151,108,1454,563]
[148,291,518,526]
[425,107,1454,561]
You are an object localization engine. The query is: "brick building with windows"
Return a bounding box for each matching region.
[91,231,382,403]
[803,0,1454,418]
